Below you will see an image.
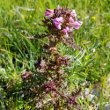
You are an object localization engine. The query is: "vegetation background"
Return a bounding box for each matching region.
[0,0,110,110]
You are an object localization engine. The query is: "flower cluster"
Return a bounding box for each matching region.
[45,7,82,38]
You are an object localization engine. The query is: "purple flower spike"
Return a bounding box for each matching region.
[71,9,77,17]
[53,17,64,30]
[45,9,54,18]
[73,21,83,29]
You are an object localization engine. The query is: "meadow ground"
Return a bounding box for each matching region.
[0,0,110,109]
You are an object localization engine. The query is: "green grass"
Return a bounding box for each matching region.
[0,0,110,109]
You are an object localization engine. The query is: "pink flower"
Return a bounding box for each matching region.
[53,17,64,30]
[72,21,83,29]
[45,9,54,18]
[63,26,72,37]
[69,17,82,29]
[63,26,70,33]
[69,17,76,25]
[71,10,77,17]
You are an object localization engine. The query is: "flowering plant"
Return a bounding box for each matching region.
[22,6,82,109]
